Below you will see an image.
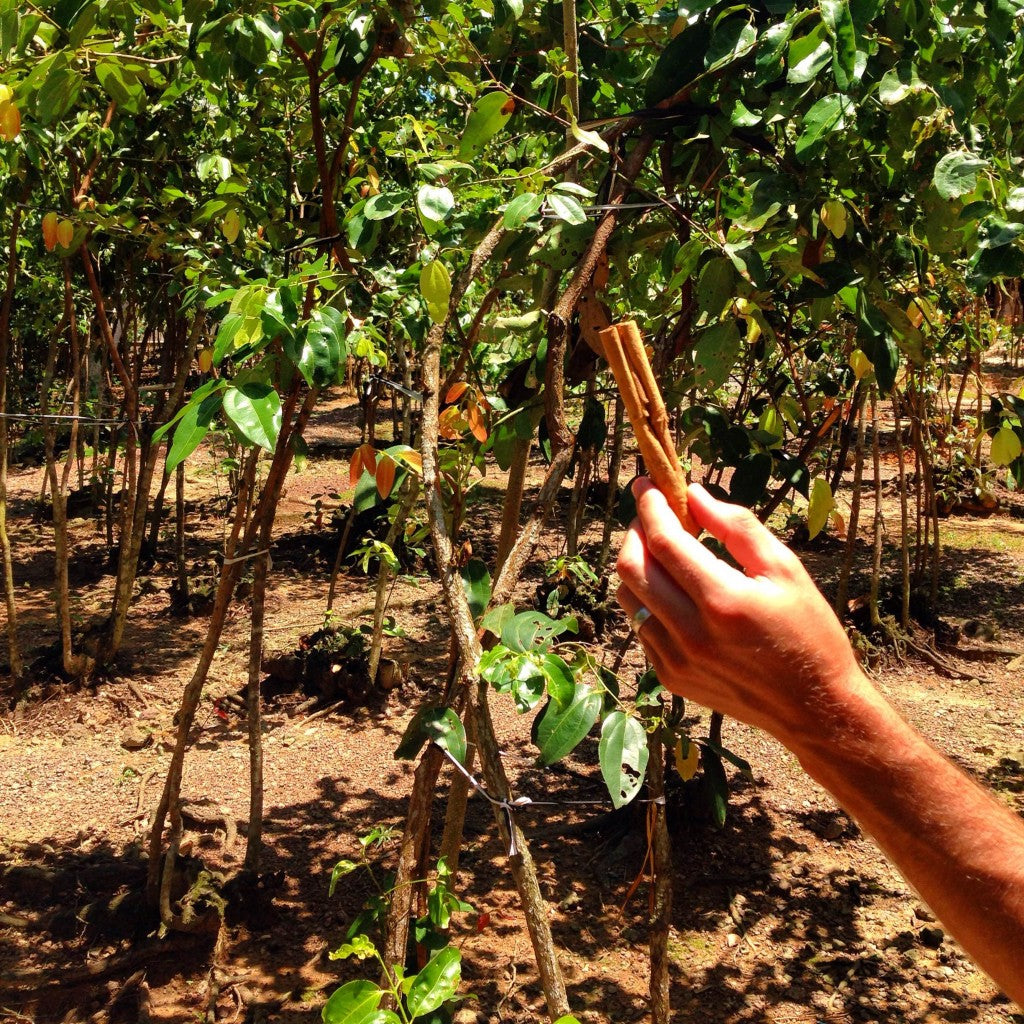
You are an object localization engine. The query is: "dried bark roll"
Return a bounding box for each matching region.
[597,320,698,535]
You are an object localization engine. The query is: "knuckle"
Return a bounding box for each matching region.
[644,525,676,562]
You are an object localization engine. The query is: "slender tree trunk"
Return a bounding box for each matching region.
[868,387,883,628]
[0,198,24,682]
[368,478,419,684]
[438,707,477,874]
[598,397,625,570]
[893,395,911,628]
[243,549,269,872]
[495,438,530,574]
[647,726,672,1024]
[175,461,188,602]
[836,387,867,617]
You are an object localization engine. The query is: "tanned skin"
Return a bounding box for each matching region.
[616,478,1024,1005]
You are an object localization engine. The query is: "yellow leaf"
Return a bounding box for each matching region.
[991,426,1022,467]
[221,209,241,244]
[849,348,872,381]
[197,348,213,372]
[42,212,59,252]
[807,477,835,540]
[674,737,699,781]
[56,219,74,248]
[0,85,12,105]
[0,101,20,142]
[820,199,848,239]
[830,509,846,538]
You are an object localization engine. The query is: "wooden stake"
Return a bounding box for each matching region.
[598,320,698,534]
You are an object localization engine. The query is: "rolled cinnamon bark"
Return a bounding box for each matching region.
[598,320,698,535]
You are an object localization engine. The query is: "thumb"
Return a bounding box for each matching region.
[685,483,795,579]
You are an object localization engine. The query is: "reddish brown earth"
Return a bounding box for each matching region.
[2,391,1024,1024]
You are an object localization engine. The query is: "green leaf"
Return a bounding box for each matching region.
[977,217,1024,250]
[95,59,146,113]
[503,192,544,229]
[420,260,452,322]
[417,184,455,226]
[406,946,461,1018]
[500,610,576,653]
[458,91,514,159]
[539,653,575,708]
[705,17,757,74]
[991,426,1022,467]
[322,981,397,1024]
[700,748,729,828]
[328,860,361,897]
[546,193,587,226]
[167,391,223,471]
[535,684,602,765]
[787,24,831,85]
[328,934,377,960]
[480,602,516,638]
[694,321,741,392]
[933,151,988,201]
[795,94,853,163]
[364,192,409,221]
[695,257,735,319]
[223,382,282,452]
[460,558,491,623]
[724,243,767,288]
[821,0,857,89]
[569,120,609,153]
[394,706,467,764]
[598,712,649,809]
[807,477,835,540]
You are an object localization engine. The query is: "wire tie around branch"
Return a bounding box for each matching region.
[220,548,272,566]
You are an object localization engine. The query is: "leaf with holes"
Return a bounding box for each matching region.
[406,946,461,1018]
[599,712,649,808]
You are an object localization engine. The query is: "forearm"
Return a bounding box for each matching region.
[791,671,1024,1005]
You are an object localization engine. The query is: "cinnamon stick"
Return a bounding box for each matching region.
[598,320,698,535]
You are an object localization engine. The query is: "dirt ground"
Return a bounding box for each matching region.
[2,387,1024,1024]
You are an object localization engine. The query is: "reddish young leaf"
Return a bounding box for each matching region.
[375,453,396,499]
[467,401,488,443]
[349,443,377,487]
[445,381,469,404]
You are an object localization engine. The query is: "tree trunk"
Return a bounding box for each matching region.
[598,397,625,570]
[835,386,867,617]
[243,549,270,872]
[0,198,24,682]
[647,725,672,1024]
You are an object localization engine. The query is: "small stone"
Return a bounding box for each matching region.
[120,724,152,750]
[919,926,945,949]
[726,932,740,947]
[913,904,934,922]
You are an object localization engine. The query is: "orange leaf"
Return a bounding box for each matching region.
[56,219,74,248]
[376,453,396,499]
[197,349,213,373]
[42,212,59,252]
[467,402,488,443]
[445,381,469,404]
[439,406,461,439]
[349,443,376,487]
[501,97,516,115]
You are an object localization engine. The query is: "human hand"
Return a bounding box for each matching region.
[616,478,864,749]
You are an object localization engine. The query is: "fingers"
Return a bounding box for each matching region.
[684,482,796,579]
[615,581,680,680]
[630,478,748,605]
[616,523,702,630]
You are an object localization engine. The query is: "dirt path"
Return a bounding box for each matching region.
[2,394,1024,1024]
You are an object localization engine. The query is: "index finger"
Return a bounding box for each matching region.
[631,478,748,604]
